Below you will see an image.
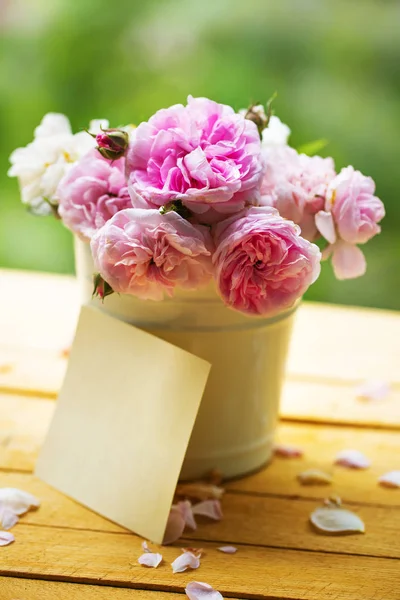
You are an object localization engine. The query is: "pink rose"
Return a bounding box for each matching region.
[325,166,385,245]
[261,146,335,241]
[58,150,132,240]
[126,96,264,223]
[91,208,214,300]
[315,167,385,279]
[213,206,321,317]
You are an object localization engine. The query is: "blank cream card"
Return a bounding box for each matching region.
[36,305,210,543]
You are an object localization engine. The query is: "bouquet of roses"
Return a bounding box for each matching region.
[9,96,385,317]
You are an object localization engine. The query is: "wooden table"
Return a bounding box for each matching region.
[0,269,399,600]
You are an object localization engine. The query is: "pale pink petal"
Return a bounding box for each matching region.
[181,547,203,557]
[335,449,370,469]
[138,552,163,568]
[0,488,40,516]
[178,500,197,530]
[315,211,337,244]
[274,444,303,458]
[217,546,237,554]
[378,471,400,489]
[297,469,332,485]
[0,531,15,546]
[0,506,19,530]
[192,499,223,520]
[163,506,186,545]
[356,379,390,402]
[172,551,200,573]
[331,241,366,280]
[142,540,151,552]
[185,581,224,600]
[176,483,225,501]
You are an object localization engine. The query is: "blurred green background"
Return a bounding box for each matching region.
[0,0,399,309]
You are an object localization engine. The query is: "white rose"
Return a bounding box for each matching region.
[261,115,291,147]
[8,113,102,215]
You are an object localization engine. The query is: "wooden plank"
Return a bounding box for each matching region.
[281,377,400,428]
[2,269,400,385]
[1,270,400,417]
[0,269,79,351]
[0,577,186,600]
[0,393,54,471]
[0,347,66,397]
[1,393,398,507]
[289,302,400,384]
[0,525,398,600]
[228,422,400,504]
[186,493,400,559]
[1,472,399,559]
[1,360,399,429]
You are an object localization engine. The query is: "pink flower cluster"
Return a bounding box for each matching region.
[261,146,385,280]
[36,96,384,316]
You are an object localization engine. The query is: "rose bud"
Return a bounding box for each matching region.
[243,104,268,137]
[92,272,114,300]
[95,128,129,160]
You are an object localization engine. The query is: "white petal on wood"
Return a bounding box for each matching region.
[378,471,400,489]
[310,506,365,534]
[172,551,200,574]
[274,444,303,458]
[0,506,19,530]
[335,449,371,469]
[185,581,224,600]
[0,488,40,515]
[356,379,390,402]
[0,531,15,546]
[217,546,237,554]
[138,552,163,568]
[297,469,332,485]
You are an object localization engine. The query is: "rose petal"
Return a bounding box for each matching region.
[335,449,370,469]
[192,499,223,520]
[378,471,400,489]
[172,551,200,574]
[0,506,19,530]
[0,531,15,546]
[185,581,224,600]
[331,240,366,280]
[356,379,390,402]
[177,500,197,530]
[310,506,365,534]
[181,547,203,557]
[138,552,163,568]
[274,444,303,458]
[217,546,237,554]
[0,488,40,516]
[324,495,342,507]
[315,211,337,244]
[175,483,225,501]
[297,469,332,485]
[142,540,151,552]
[163,506,186,545]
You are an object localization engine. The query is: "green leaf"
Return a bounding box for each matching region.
[297,138,329,156]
